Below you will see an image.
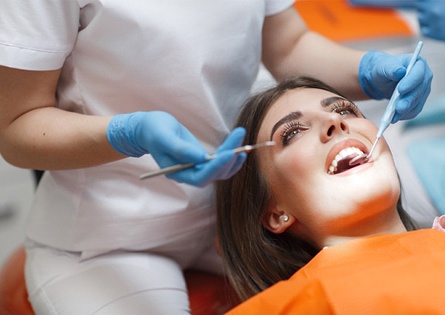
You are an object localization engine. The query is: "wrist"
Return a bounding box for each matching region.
[106,113,146,157]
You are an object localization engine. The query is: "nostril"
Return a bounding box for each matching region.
[327,125,335,137]
[340,122,347,131]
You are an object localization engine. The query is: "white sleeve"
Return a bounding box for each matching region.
[0,0,80,70]
[265,0,294,16]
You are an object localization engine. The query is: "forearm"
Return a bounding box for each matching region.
[0,66,125,170]
[272,31,368,100]
[262,5,432,121]
[0,107,123,170]
[262,7,368,101]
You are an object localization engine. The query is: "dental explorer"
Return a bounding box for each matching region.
[140,141,275,180]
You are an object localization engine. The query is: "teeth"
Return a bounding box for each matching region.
[328,147,364,175]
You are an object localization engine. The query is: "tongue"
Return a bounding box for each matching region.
[335,155,358,174]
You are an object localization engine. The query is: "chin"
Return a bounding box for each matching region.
[324,186,400,233]
[328,166,400,211]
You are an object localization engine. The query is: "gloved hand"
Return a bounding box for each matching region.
[107,111,247,186]
[358,50,432,123]
[348,0,416,8]
[417,0,445,41]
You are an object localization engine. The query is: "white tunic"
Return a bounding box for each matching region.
[0,0,294,255]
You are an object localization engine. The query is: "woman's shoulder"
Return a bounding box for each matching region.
[227,229,445,315]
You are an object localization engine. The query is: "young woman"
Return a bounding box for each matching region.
[217,77,445,313]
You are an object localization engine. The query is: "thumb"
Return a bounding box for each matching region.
[379,59,406,82]
[215,127,246,153]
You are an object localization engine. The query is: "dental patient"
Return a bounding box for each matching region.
[217,76,445,314]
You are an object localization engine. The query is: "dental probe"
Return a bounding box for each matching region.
[140,141,275,180]
[350,41,424,166]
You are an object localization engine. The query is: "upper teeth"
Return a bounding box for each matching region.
[328,147,364,174]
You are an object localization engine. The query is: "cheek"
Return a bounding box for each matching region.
[350,118,377,138]
[266,156,320,213]
[372,152,401,194]
[271,150,316,189]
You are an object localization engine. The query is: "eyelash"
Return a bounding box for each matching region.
[280,121,308,145]
[279,101,360,145]
[331,101,360,117]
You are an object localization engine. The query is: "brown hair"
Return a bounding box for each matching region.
[216,76,417,301]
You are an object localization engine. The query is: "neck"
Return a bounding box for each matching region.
[321,208,407,248]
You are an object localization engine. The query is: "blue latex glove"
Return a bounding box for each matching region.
[358,50,432,123]
[348,0,416,8]
[417,0,445,41]
[107,111,247,186]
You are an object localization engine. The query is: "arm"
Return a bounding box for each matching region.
[262,6,432,121]
[0,66,122,170]
[0,66,246,186]
[261,6,367,100]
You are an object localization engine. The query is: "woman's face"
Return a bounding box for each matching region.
[257,88,401,246]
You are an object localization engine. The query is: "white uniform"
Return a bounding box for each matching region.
[0,1,293,314]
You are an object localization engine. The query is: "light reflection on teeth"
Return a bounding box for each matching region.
[328,147,364,175]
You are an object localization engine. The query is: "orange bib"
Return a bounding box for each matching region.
[227,229,445,314]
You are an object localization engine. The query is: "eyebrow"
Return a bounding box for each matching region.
[270,111,302,140]
[269,96,347,140]
[320,96,347,107]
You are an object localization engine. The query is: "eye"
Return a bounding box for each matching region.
[331,101,361,117]
[280,121,309,145]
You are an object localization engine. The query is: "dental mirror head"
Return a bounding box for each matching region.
[349,137,378,166]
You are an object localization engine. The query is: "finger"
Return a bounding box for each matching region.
[397,59,425,95]
[166,150,233,186]
[163,126,208,163]
[210,152,247,180]
[167,149,247,186]
[392,98,410,123]
[404,88,431,121]
[199,150,236,183]
[166,128,246,186]
[379,57,406,82]
[188,151,237,186]
[393,86,430,122]
[215,127,246,154]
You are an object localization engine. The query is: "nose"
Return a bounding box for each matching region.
[321,114,349,142]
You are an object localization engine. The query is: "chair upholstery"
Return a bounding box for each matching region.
[0,247,34,315]
[0,246,239,315]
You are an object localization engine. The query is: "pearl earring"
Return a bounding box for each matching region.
[282,214,289,222]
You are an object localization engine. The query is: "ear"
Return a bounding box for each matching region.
[262,208,295,234]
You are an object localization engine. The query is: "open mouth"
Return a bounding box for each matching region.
[327,147,365,175]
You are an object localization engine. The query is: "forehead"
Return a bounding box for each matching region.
[261,88,339,125]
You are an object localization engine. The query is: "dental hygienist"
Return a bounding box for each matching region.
[0,1,432,314]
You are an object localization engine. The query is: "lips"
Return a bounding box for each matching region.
[326,140,369,175]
